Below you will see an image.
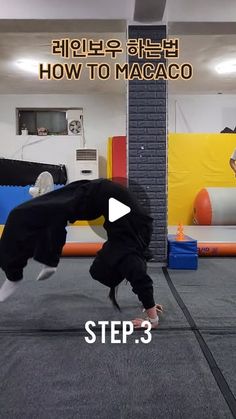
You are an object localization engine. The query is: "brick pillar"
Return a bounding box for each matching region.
[128,25,167,263]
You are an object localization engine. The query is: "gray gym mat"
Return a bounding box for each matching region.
[202,333,236,399]
[167,258,236,329]
[0,332,233,419]
[0,258,188,330]
[162,259,236,415]
[1,257,236,418]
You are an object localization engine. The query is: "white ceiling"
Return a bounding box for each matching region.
[0,0,136,20]
[1,0,236,95]
[169,35,236,95]
[0,30,127,94]
[1,0,236,22]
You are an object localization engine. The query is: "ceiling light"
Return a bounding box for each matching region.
[16,59,39,74]
[215,60,236,75]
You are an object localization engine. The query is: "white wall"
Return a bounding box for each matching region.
[0,93,126,181]
[168,94,236,133]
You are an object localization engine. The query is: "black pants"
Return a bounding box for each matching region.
[0,181,90,282]
[0,202,67,282]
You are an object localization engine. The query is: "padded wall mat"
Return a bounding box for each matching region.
[0,158,67,186]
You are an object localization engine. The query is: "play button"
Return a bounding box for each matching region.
[108,198,131,222]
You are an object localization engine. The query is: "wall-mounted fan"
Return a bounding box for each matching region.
[68,119,82,135]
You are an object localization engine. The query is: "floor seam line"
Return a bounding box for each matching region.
[162,267,236,419]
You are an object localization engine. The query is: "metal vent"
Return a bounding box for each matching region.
[76,149,97,161]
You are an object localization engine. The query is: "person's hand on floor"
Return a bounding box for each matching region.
[155,304,164,314]
[132,303,164,329]
[132,318,159,329]
[142,303,164,317]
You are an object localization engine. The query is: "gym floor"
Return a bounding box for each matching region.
[0,257,235,419]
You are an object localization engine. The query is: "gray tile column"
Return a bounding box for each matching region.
[128,25,167,262]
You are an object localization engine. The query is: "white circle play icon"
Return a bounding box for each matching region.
[108,198,131,222]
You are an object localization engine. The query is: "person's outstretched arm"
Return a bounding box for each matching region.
[118,254,163,328]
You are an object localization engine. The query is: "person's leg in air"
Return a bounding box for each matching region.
[0,176,102,301]
[0,171,60,298]
[0,177,102,301]
[29,171,61,281]
[34,223,67,281]
[0,205,40,301]
[0,196,68,301]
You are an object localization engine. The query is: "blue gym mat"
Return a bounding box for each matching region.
[0,185,63,224]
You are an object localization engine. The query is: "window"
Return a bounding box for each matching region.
[16,108,82,136]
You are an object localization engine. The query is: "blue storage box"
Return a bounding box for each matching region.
[168,252,198,270]
[168,234,197,254]
[168,234,198,270]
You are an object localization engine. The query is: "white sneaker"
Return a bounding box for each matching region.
[0,277,22,302]
[37,266,57,281]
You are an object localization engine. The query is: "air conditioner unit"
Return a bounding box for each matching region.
[66,109,83,136]
[75,149,99,180]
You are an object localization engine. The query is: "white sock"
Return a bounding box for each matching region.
[0,278,22,302]
[37,266,57,281]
